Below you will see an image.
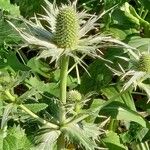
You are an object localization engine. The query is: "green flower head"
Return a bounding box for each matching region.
[54,7,79,49]
[8,0,129,63]
[138,54,150,73]
[67,90,82,102]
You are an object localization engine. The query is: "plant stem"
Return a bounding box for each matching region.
[58,54,69,150]
[57,133,66,150]
[19,104,58,129]
[60,54,69,104]
[5,90,16,102]
[59,54,69,123]
[108,118,118,132]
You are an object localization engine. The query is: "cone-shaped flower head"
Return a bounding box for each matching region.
[54,7,79,49]
[67,90,82,102]
[138,54,150,73]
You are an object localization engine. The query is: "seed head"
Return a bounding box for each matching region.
[138,54,150,73]
[54,7,79,49]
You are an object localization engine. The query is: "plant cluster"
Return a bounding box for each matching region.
[0,0,150,150]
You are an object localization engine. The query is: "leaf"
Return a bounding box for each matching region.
[121,122,149,143]
[35,129,61,150]
[62,123,100,150]
[138,0,150,10]
[103,131,127,150]
[101,85,136,110]
[99,101,150,128]
[80,59,113,94]
[26,76,59,97]
[0,125,32,150]
[24,103,48,113]
[1,103,14,129]
[0,20,21,46]
[18,0,44,18]
[0,0,20,17]
[0,50,29,71]
[27,57,51,78]
[128,36,150,51]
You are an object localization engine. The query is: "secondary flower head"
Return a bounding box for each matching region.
[108,49,150,102]
[138,54,150,73]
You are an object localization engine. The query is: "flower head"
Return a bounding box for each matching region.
[8,0,132,80]
[108,49,150,102]
[54,7,79,49]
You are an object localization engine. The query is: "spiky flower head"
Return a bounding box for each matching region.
[8,0,131,81]
[67,90,82,102]
[138,54,150,73]
[54,7,79,49]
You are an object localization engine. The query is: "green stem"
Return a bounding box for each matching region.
[57,133,66,150]
[5,90,16,102]
[19,104,58,129]
[58,54,69,150]
[108,119,118,132]
[136,141,149,150]
[60,54,69,104]
[142,9,149,20]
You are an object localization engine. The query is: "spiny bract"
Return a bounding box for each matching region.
[67,90,82,102]
[54,7,79,49]
[138,54,150,73]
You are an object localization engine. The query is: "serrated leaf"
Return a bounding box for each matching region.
[1,126,32,150]
[27,57,51,78]
[103,131,127,150]
[1,103,14,129]
[24,103,48,113]
[35,129,61,150]
[0,0,20,17]
[26,76,59,97]
[0,20,21,46]
[62,123,100,150]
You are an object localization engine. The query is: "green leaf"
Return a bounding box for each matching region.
[1,103,14,129]
[103,131,127,150]
[18,0,44,18]
[0,125,32,150]
[0,0,20,17]
[63,123,100,150]
[80,59,113,94]
[27,57,51,78]
[0,50,29,71]
[138,0,150,10]
[0,20,21,46]
[24,103,48,113]
[128,36,150,51]
[26,76,59,97]
[35,129,61,150]
[99,101,150,128]
[101,85,136,110]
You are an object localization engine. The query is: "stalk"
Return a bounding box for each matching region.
[19,104,58,129]
[5,90,58,129]
[57,133,66,150]
[60,54,69,104]
[57,54,69,150]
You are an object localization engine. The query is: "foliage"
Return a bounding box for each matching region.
[0,0,150,150]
